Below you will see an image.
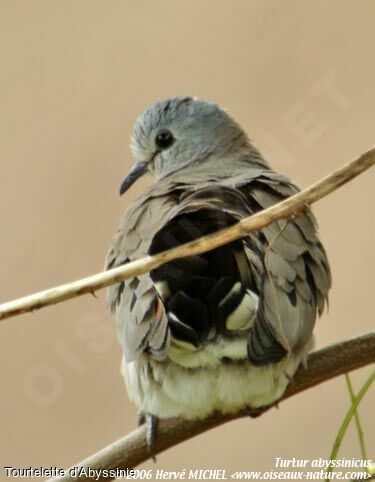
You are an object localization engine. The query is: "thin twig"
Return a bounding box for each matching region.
[0,146,374,321]
[47,333,375,481]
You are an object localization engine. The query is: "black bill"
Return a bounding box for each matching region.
[119,161,148,196]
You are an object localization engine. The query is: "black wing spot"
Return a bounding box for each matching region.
[129,277,140,290]
[116,281,125,305]
[247,315,288,366]
[287,288,297,307]
[130,293,137,311]
[304,255,317,305]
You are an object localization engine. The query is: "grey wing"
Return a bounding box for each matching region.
[106,172,331,367]
[244,174,331,364]
[105,193,176,362]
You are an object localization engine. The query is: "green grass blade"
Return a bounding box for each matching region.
[345,373,368,461]
[325,370,375,482]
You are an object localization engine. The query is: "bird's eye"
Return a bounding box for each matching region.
[155,130,174,150]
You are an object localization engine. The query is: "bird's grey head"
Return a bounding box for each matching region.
[119,96,252,195]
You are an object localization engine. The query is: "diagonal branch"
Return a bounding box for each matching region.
[0,146,374,321]
[49,332,375,482]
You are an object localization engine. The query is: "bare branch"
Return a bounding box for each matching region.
[48,332,375,481]
[0,146,374,321]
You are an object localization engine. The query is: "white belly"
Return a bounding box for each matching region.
[121,337,313,419]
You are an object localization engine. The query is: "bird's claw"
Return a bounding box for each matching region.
[246,407,264,419]
[284,371,295,384]
[137,411,158,462]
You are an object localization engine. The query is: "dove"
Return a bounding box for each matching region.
[105,96,331,443]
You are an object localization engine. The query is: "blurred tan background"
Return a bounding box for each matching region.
[0,0,374,479]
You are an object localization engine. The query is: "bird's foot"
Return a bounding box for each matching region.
[137,410,146,427]
[137,411,158,462]
[284,371,295,384]
[245,407,264,419]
